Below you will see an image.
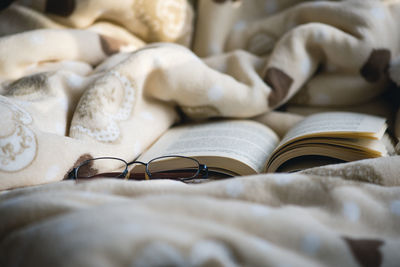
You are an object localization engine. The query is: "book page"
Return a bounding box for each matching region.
[265,112,387,173]
[280,112,387,146]
[139,120,279,173]
[267,144,378,173]
[277,137,387,156]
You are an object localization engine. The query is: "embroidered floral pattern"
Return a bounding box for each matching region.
[156,0,187,40]
[70,71,135,143]
[0,96,37,172]
[133,0,190,44]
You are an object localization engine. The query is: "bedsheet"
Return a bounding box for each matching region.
[0,0,400,266]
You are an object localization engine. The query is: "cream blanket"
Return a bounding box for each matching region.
[1,0,400,266]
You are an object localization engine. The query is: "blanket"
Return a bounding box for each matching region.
[0,0,400,266]
[1,164,400,266]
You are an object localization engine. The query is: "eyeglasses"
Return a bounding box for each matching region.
[67,155,209,182]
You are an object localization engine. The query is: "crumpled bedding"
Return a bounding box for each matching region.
[1,161,400,267]
[1,0,400,266]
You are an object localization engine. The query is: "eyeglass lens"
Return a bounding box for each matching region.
[146,156,200,180]
[125,156,200,180]
[76,158,127,179]
[76,156,201,181]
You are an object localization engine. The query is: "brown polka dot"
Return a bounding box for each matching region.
[180,105,221,120]
[343,237,384,267]
[264,67,293,108]
[0,0,14,11]
[45,0,76,17]
[99,34,126,56]
[360,49,391,83]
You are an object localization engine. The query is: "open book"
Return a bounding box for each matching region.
[137,112,392,176]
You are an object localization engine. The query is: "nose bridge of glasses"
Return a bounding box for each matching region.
[127,161,146,169]
[127,161,148,180]
[199,164,208,176]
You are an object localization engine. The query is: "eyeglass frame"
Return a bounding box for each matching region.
[67,155,209,182]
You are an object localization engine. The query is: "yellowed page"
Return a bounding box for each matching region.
[277,137,387,157]
[279,112,387,146]
[267,144,377,173]
[265,112,388,173]
[138,120,279,174]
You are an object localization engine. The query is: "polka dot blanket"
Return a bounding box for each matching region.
[1,0,400,266]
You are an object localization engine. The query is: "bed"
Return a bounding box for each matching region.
[1,0,400,266]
